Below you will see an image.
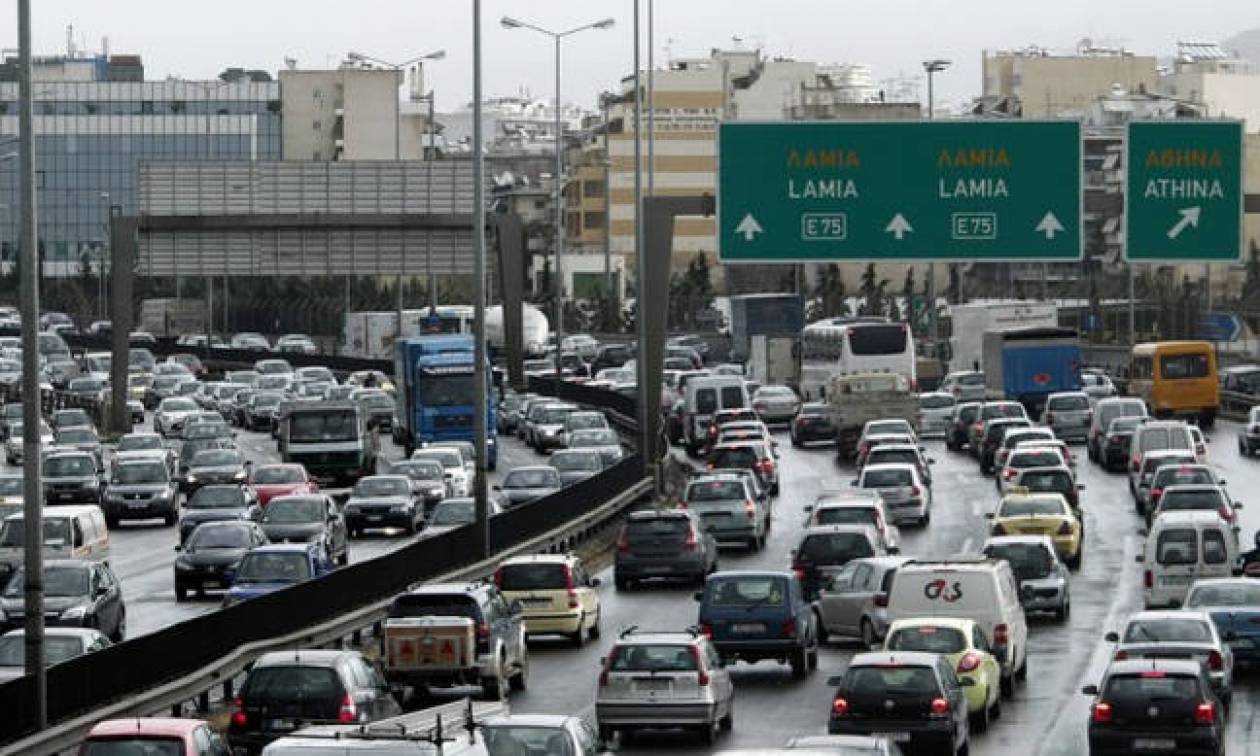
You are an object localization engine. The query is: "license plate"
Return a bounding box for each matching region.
[523,598,551,607]
[641,566,672,574]
[268,719,295,731]
[57,493,73,501]
[882,732,911,743]
[1133,739,1176,751]
[634,679,670,692]
[1160,575,1192,586]
[366,515,383,522]
[731,622,765,634]
[127,502,149,510]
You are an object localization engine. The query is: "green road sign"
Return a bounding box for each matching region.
[717,121,1082,263]
[1125,120,1244,261]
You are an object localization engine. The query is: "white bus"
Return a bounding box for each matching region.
[798,318,917,401]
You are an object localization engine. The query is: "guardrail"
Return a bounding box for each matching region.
[1219,390,1258,422]
[0,384,652,753]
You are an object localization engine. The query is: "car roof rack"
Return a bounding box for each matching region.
[273,698,507,748]
[618,625,701,639]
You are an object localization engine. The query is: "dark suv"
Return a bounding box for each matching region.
[42,451,103,506]
[1081,659,1223,756]
[978,418,1031,474]
[227,649,401,755]
[695,570,819,678]
[614,510,717,590]
[828,650,971,754]
[590,343,634,374]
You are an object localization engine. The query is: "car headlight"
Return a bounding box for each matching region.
[428,486,445,497]
[60,605,87,621]
[185,475,198,483]
[233,471,246,481]
[390,504,408,513]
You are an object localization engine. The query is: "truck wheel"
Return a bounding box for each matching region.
[510,650,529,692]
[481,668,506,700]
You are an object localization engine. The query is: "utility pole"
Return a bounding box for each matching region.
[18,0,47,728]
[922,59,950,352]
[471,0,490,560]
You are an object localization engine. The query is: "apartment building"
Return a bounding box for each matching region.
[982,46,1159,118]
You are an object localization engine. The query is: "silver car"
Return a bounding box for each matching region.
[683,473,769,550]
[752,385,801,425]
[595,629,734,745]
[853,463,931,527]
[1040,391,1092,442]
[813,556,914,646]
[917,392,956,438]
[981,535,1070,620]
[1104,610,1234,707]
[939,370,987,402]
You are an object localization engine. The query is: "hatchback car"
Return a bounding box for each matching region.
[752,385,801,425]
[1081,659,1224,756]
[103,458,179,527]
[707,441,779,495]
[174,520,269,601]
[154,397,200,437]
[0,627,111,684]
[495,553,602,645]
[1147,483,1240,530]
[342,475,423,536]
[1147,464,1225,515]
[945,401,982,451]
[1009,466,1083,515]
[548,448,604,486]
[222,542,333,607]
[178,484,261,544]
[982,535,1072,619]
[804,492,900,554]
[996,446,1069,494]
[385,459,448,510]
[977,418,1033,473]
[0,559,125,641]
[41,451,102,506]
[1184,578,1260,666]
[883,617,1003,733]
[917,392,956,438]
[696,570,818,677]
[682,473,769,551]
[814,556,914,647]
[182,448,249,493]
[250,464,319,506]
[1097,416,1146,472]
[791,525,884,601]
[939,370,987,402]
[1105,610,1233,707]
[1041,391,1093,442]
[227,649,401,754]
[482,714,605,756]
[567,428,624,468]
[258,494,348,566]
[497,466,562,507]
[790,402,835,447]
[614,510,717,589]
[853,463,931,527]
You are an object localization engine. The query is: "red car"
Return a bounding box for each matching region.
[81,718,229,755]
[250,463,318,506]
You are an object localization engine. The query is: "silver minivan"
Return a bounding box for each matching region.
[1087,397,1147,464]
[1040,391,1093,442]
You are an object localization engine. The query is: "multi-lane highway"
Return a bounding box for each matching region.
[500,419,1260,756]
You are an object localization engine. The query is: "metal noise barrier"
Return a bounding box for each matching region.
[0,383,647,749]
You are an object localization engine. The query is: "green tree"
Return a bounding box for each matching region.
[858,263,879,316]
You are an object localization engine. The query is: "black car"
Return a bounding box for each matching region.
[385,459,448,512]
[178,436,236,476]
[342,475,423,536]
[181,448,250,493]
[946,401,982,451]
[791,402,835,447]
[613,510,718,590]
[590,343,634,374]
[174,520,268,601]
[828,651,971,755]
[50,408,94,433]
[244,392,285,431]
[1082,659,1223,756]
[227,649,401,755]
[103,458,180,527]
[178,484,262,545]
[259,494,349,566]
[42,451,103,506]
[0,559,126,642]
[978,418,1032,474]
[1100,416,1144,472]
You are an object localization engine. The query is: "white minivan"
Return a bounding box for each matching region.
[1128,421,1196,491]
[1140,510,1239,609]
[683,376,750,454]
[886,557,1029,696]
[0,505,111,584]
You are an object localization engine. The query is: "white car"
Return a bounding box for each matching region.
[853,462,931,527]
[411,447,470,497]
[153,397,200,438]
[917,392,956,438]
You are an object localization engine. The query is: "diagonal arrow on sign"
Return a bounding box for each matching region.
[1166,206,1201,240]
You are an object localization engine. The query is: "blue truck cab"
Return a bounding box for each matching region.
[393,335,497,468]
[982,327,1082,417]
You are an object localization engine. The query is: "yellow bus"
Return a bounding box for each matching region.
[1128,341,1219,427]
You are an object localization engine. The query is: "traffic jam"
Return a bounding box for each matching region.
[5,321,1260,756]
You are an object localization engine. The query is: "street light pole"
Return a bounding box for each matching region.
[500,15,615,380]
[471,0,489,560]
[922,59,950,354]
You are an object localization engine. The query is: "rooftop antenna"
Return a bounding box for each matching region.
[66,24,75,57]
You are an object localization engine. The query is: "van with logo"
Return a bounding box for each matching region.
[683,376,750,455]
[0,505,110,586]
[886,557,1028,697]
[1128,341,1219,428]
[1140,511,1239,609]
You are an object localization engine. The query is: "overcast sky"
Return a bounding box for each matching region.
[4,0,1257,112]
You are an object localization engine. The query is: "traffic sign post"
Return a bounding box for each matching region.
[1124,120,1244,261]
[717,121,1082,262]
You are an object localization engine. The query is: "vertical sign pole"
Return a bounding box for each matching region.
[471,0,490,560]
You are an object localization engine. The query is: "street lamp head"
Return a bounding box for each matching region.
[923,59,952,73]
[592,18,616,30]
[425,50,447,61]
[500,16,523,29]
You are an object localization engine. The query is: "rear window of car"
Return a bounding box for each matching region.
[610,644,696,672]
[1156,529,1198,565]
[1187,582,1260,607]
[798,532,875,561]
[920,394,954,409]
[708,576,787,607]
[1104,673,1201,702]
[626,517,688,537]
[687,481,746,502]
[984,403,1025,419]
[887,625,967,654]
[695,388,717,415]
[868,450,917,467]
[497,563,568,591]
[1000,498,1064,517]
[1159,490,1225,511]
[1123,618,1213,643]
[1161,353,1210,379]
[1019,471,1071,490]
[389,594,480,620]
[81,739,184,756]
[720,386,745,408]
[841,665,940,695]
[711,447,759,468]
[1154,468,1213,486]
[958,373,986,385]
[243,665,343,703]
[863,468,912,487]
[815,507,878,528]
[1048,395,1089,410]
[1109,417,1143,433]
[1010,451,1062,468]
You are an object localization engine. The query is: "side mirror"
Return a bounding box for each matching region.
[1104,631,1119,643]
[1224,630,1237,641]
[589,577,602,587]
[849,479,859,487]
[1219,479,1227,486]
[826,675,844,687]
[1077,484,1086,490]
[802,504,814,513]
[693,591,704,602]
[173,544,182,552]
[1137,528,1148,537]
[928,458,937,464]
[983,513,994,519]
[1135,553,1145,563]
[1235,502,1244,509]
[1081,684,1099,696]
[492,485,502,491]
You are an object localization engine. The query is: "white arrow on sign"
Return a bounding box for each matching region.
[1035,211,1065,240]
[734,213,764,242]
[1166,206,1201,239]
[885,213,914,241]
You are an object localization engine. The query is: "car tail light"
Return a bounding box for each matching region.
[677,501,688,509]
[337,694,358,723]
[1131,455,1140,471]
[1045,413,1055,425]
[708,424,719,439]
[706,462,715,470]
[910,485,921,498]
[1113,650,1128,661]
[1004,468,1017,480]
[683,528,699,552]
[699,622,713,639]
[1219,505,1235,523]
[782,618,797,637]
[832,696,849,716]
[478,623,490,640]
[230,696,248,728]
[689,645,710,686]
[1194,702,1216,725]
[1091,702,1112,723]
[957,652,982,673]
[873,592,888,608]
[1144,570,1153,589]
[991,523,1006,536]
[598,647,619,687]
[759,458,775,475]
[792,563,806,582]
[565,567,579,609]
[745,500,756,518]
[493,568,503,589]
[930,697,950,715]
[616,528,630,554]
[1207,650,1223,671]
[974,422,984,433]
[994,624,1009,646]
[1057,521,1074,536]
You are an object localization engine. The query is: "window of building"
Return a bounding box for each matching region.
[313,120,322,131]
[140,101,154,114]
[583,181,605,198]
[313,150,322,160]
[583,212,605,229]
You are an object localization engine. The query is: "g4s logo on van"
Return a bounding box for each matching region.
[924,579,963,603]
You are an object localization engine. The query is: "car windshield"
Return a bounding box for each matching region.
[496,562,568,591]
[1048,395,1089,410]
[353,478,410,497]
[161,398,197,412]
[430,500,475,526]
[192,450,241,467]
[112,463,165,484]
[45,456,95,476]
[1124,618,1213,643]
[842,665,940,695]
[118,433,162,451]
[263,498,323,524]
[1154,468,1214,486]
[289,410,357,442]
[505,469,557,488]
[1187,583,1260,607]
[0,634,86,667]
[188,525,253,550]
[187,486,247,509]
[253,466,304,484]
[4,565,89,598]
[1159,490,1225,510]
[985,542,1056,580]
[235,552,310,583]
[799,532,875,561]
[1000,498,1065,517]
[610,644,697,672]
[708,577,786,607]
[483,726,575,756]
[551,452,600,471]
[687,480,746,502]
[863,469,912,487]
[568,429,618,447]
[888,625,968,654]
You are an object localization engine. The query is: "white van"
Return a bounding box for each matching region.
[683,376,750,454]
[261,699,501,756]
[886,557,1029,695]
[0,505,110,583]
[1140,511,1239,609]
[1128,421,1195,487]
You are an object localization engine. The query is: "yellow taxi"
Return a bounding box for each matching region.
[494,553,602,645]
[987,488,1082,569]
[883,617,1003,732]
